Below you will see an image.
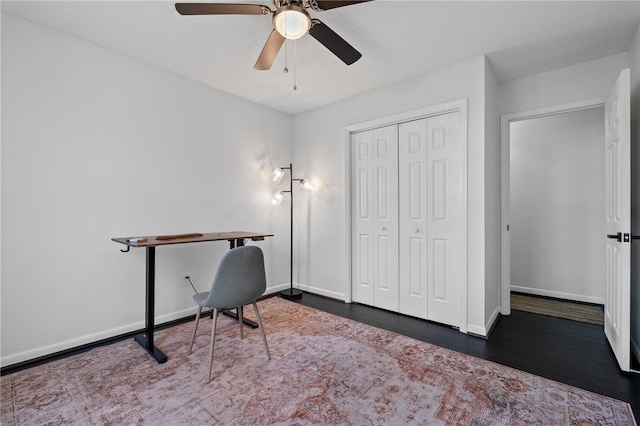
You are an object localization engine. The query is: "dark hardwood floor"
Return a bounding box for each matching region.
[294,292,640,420]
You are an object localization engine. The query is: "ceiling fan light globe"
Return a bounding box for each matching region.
[273,6,311,40]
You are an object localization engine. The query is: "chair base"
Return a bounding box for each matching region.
[280,288,303,300]
[190,302,271,383]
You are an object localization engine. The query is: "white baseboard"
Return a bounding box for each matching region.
[466,324,487,337]
[486,305,501,335]
[0,306,198,368]
[264,283,291,295]
[297,283,345,301]
[466,306,500,338]
[3,284,339,368]
[266,282,345,301]
[510,285,604,305]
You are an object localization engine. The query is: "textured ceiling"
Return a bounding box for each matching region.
[2,0,639,115]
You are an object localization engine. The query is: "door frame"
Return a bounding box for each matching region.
[344,98,468,332]
[500,97,605,315]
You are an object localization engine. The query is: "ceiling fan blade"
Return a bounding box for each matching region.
[308,19,362,65]
[254,30,286,70]
[312,0,372,11]
[175,3,272,15]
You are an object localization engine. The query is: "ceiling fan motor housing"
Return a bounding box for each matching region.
[273,5,311,40]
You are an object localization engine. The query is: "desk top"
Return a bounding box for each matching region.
[112,231,273,248]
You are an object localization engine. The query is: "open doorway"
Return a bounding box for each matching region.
[501,70,634,372]
[500,99,606,319]
[510,106,605,304]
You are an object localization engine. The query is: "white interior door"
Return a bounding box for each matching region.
[352,130,375,306]
[426,112,464,327]
[398,112,464,326]
[373,125,400,311]
[351,125,399,311]
[399,119,429,319]
[604,68,631,372]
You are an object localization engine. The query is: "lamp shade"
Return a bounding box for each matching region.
[300,179,318,192]
[272,167,285,184]
[272,191,285,206]
[273,6,311,40]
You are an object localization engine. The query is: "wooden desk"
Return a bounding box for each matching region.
[112,231,273,363]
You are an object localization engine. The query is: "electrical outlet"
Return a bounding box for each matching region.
[182,273,191,287]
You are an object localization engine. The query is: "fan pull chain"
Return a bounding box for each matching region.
[293,39,298,91]
[283,39,288,73]
[283,11,289,73]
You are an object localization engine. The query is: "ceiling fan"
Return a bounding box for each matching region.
[175,1,371,70]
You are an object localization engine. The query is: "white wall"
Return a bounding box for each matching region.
[629,22,640,364]
[484,58,501,329]
[509,107,605,303]
[498,53,628,115]
[291,55,494,335]
[1,13,292,366]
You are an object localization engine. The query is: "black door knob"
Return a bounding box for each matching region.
[607,233,622,242]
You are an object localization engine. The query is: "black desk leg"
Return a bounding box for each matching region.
[134,246,168,363]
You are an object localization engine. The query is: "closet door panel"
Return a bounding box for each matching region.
[372,125,399,311]
[426,112,463,327]
[351,130,374,305]
[351,125,398,311]
[399,119,429,319]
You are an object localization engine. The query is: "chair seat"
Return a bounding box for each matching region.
[193,291,245,310]
[193,292,209,307]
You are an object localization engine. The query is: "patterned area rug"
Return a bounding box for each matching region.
[1,297,635,425]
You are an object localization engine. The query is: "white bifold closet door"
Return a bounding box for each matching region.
[398,112,463,326]
[351,125,399,312]
[352,111,463,328]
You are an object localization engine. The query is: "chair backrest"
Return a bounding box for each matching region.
[203,245,267,309]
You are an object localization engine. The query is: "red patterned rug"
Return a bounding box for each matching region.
[1,297,636,425]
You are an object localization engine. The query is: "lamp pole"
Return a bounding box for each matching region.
[280,163,303,300]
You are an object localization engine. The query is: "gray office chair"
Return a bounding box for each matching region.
[188,245,271,383]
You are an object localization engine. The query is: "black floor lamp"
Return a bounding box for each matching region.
[272,163,317,300]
